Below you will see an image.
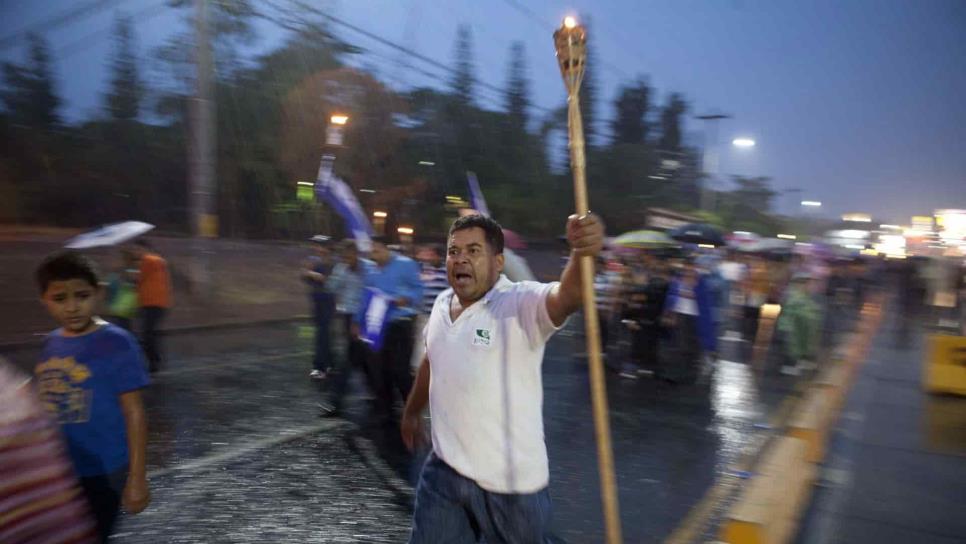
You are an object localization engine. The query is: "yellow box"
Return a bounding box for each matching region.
[201,214,218,238]
[924,335,966,396]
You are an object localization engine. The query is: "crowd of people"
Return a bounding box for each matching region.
[304,235,441,423]
[101,240,172,373]
[5,211,965,543]
[2,240,173,543]
[593,249,882,383]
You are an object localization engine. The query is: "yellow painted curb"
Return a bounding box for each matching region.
[718,299,883,544]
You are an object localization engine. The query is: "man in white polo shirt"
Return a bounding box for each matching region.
[401,212,604,543]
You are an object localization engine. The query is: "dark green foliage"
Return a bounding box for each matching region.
[0,8,789,240]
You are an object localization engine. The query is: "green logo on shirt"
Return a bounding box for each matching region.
[473,328,491,346]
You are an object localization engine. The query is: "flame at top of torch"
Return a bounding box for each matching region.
[553,16,587,92]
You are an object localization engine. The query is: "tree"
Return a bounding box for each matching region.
[714,176,784,235]
[105,14,143,121]
[657,92,687,151]
[153,0,259,118]
[730,175,777,212]
[610,78,650,145]
[450,24,475,108]
[1,33,60,128]
[504,42,529,132]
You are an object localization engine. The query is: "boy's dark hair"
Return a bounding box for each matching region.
[36,251,100,294]
[449,214,504,254]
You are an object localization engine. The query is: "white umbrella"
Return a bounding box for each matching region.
[741,237,794,254]
[64,221,155,249]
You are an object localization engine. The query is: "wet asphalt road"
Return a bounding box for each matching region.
[13,310,847,543]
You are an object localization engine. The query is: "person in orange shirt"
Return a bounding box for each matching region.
[130,239,171,373]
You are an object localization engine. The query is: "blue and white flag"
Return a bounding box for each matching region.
[359,287,394,351]
[466,171,491,218]
[464,172,536,282]
[316,155,373,252]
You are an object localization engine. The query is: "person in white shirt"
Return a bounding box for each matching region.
[401,213,604,543]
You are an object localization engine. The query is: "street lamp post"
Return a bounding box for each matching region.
[782,188,802,217]
[695,113,730,212]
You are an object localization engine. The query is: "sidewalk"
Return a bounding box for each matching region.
[0,234,313,345]
[795,310,966,543]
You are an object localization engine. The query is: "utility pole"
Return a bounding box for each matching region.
[695,113,730,212]
[189,0,216,293]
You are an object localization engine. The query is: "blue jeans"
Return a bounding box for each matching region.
[409,452,554,543]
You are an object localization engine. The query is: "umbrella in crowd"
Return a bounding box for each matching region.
[611,229,678,249]
[740,237,794,255]
[668,223,726,247]
[726,231,761,249]
[64,221,155,249]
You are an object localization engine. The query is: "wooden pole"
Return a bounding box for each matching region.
[554,19,623,544]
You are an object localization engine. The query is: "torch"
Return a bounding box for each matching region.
[554,16,623,544]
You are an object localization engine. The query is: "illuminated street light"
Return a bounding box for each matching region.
[801,200,822,207]
[563,15,578,29]
[326,114,349,146]
[732,138,756,148]
[373,211,388,218]
[842,213,872,223]
[397,227,414,235]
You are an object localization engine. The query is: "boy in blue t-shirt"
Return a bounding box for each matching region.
[34,251,151,542]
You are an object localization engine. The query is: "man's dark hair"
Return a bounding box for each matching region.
[134,238,151,249]
[35,251,100,294]
[339,239,359,252]
[449,214,504,254]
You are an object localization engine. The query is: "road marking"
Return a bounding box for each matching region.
[151,350,311,378]
[148,420,345,478]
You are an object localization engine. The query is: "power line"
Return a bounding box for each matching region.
[55,0,171,60]
[498,0,632,81]
[274,0,556,114]
[0,0,131,51]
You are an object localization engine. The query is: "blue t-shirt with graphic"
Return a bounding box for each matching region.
[35,323,150,477]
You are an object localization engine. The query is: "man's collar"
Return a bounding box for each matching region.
[481,274,511,304]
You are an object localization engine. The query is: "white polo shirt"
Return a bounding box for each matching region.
[425,275,562,494]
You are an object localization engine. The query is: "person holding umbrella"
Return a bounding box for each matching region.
[103,248,139,332]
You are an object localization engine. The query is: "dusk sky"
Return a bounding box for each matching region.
[3,0,964,223]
